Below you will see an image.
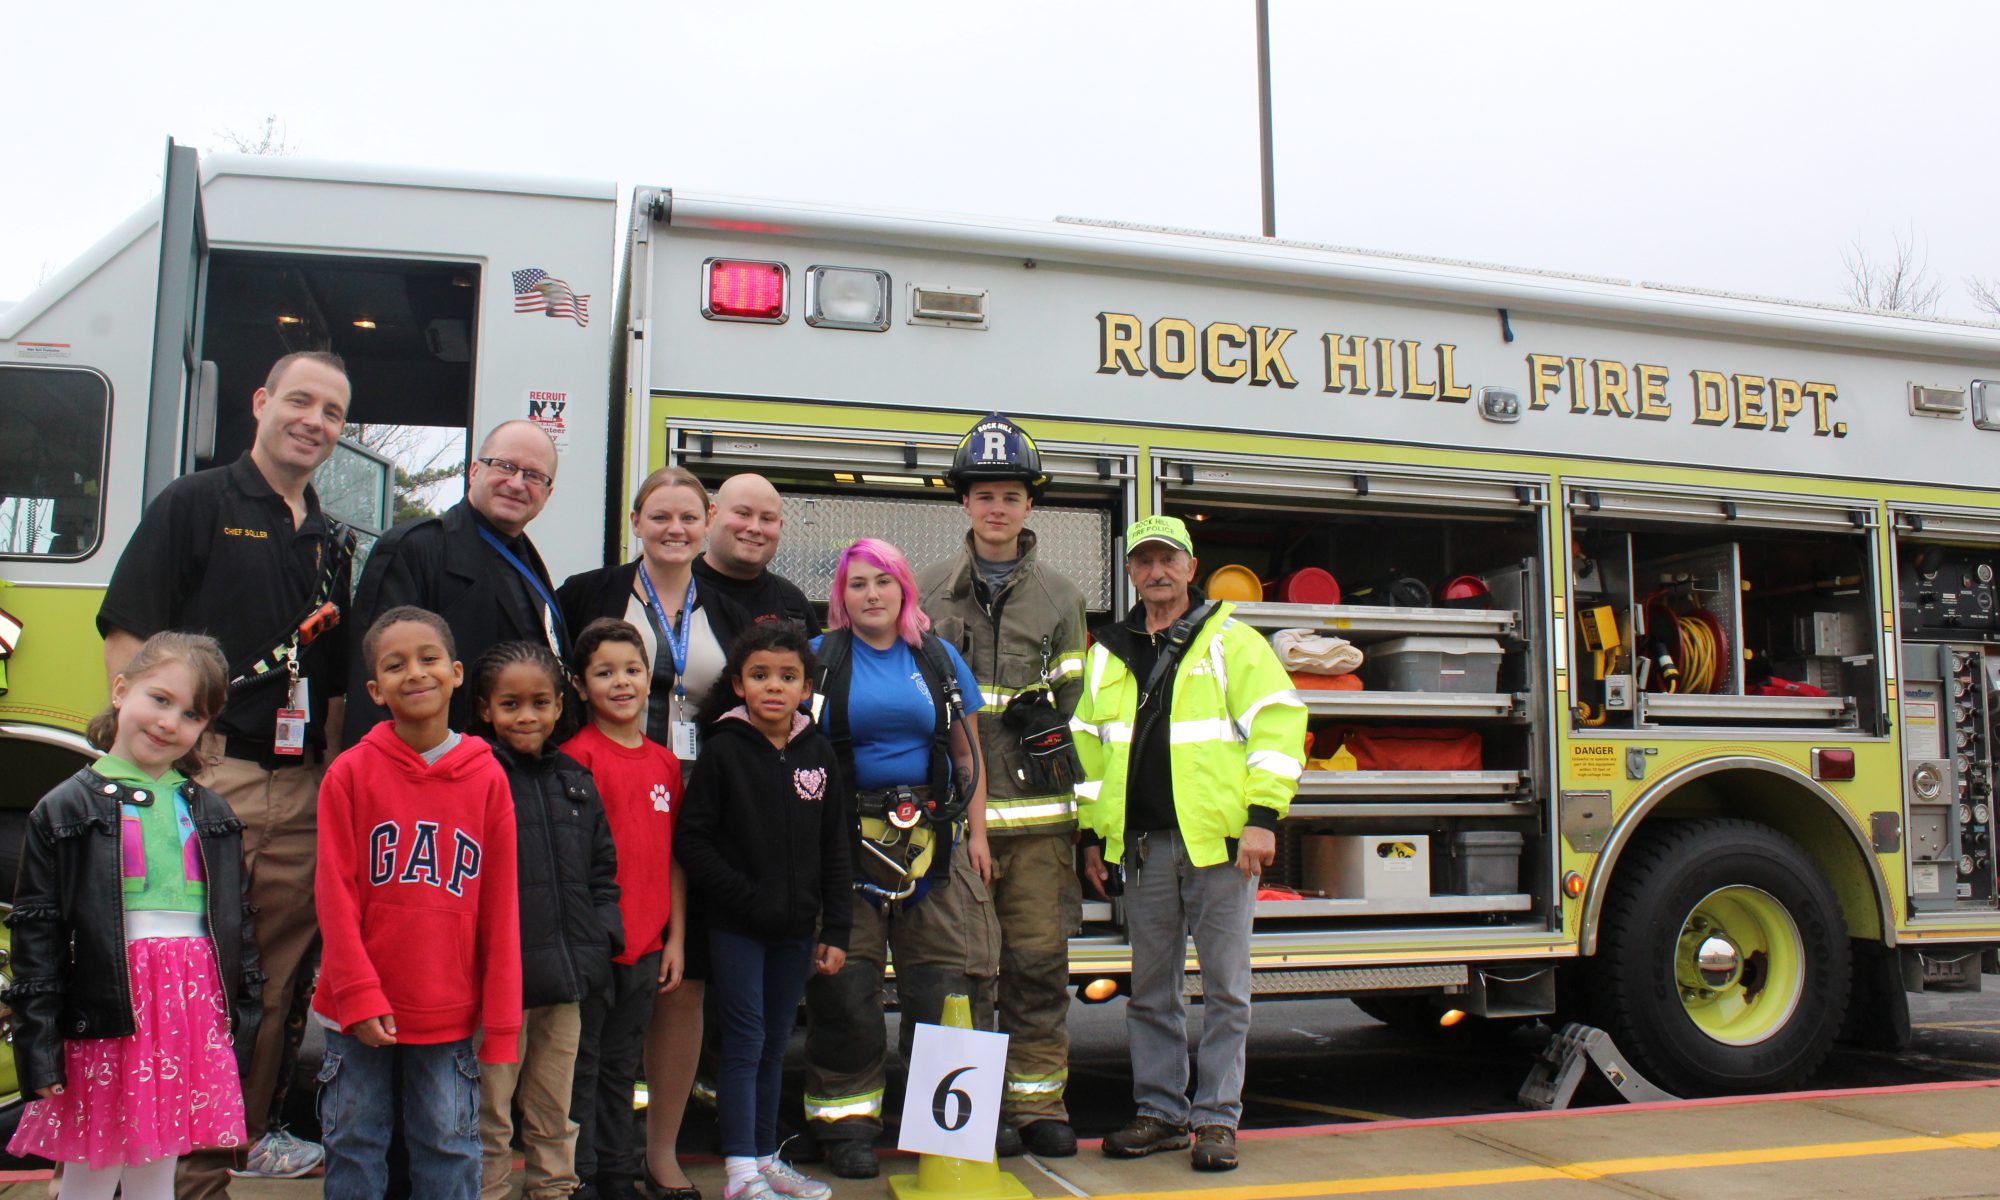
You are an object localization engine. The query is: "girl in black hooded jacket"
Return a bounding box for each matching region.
[675,623,855,1200]
[468,641,622,1200]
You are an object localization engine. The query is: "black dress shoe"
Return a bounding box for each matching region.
[1019,1119,1078,1158]
[643,1172,702,1200]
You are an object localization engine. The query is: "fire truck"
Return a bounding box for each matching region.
[5,141,2000,1103]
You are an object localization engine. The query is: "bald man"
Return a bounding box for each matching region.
[343,420,568,741]
[691,472,821,637]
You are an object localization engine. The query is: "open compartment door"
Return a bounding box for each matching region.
[144,138,209,501]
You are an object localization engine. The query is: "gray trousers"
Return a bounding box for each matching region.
[1123,828,1256,1129]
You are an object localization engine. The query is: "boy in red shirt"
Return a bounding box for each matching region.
[561,618,684,1200]
[314,606,521,1200]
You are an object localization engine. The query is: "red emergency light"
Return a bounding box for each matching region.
[703,258,788,322]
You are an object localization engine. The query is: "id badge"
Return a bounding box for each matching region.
[274,676,308,757]
[274,709,307,756]
[671,719,700,760]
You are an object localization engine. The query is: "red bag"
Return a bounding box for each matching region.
[1327,725,1482,771]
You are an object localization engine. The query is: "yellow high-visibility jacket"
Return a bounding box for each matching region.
[1070,599,1306,868]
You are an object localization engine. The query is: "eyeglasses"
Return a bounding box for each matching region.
[476,457,554,490]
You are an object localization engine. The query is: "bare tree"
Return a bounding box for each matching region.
[1841,226,1943,316]
[217,115,294,157]
[346,423,466,527]
[1967,276,2000,320]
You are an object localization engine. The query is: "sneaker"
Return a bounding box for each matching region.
[1191,1124,1239,1171]
[821,1138,881,1180]
[759,1160,832,1200]
[1020,1119,1078,1158]
[227,1127,325,1179]
[1101,1114,1190,1159]
[721,1179,777,1200]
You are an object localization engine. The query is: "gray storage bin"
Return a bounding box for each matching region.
[1449,830,1524,895]
[1366,636,1503,692]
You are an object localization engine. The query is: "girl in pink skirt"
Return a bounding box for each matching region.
[8,631,263,1199]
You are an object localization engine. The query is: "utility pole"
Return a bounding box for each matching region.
[1256,0,1276,238]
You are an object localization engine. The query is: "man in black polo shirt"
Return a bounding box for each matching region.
[692,472,821,634]
[99,349,355,1198]
[344,419,566,742]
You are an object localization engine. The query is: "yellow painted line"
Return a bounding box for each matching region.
[1913,1019,2000,1030]
[1241,1091,1400,1123]
[1082,1129,2000,1200]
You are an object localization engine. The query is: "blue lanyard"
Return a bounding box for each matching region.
[636,565,697,695]
[477,526,567,650]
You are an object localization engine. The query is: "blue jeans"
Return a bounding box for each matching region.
[709,928,814,1158]
[319,1028,482,1200]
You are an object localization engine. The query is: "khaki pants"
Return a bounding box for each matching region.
[480,1003,583,1200]
[988,832,1082,1123]
[802,846,1000,1141]
[177,734,326,1200]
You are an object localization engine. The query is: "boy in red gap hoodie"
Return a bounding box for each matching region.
[314,606,521,1200]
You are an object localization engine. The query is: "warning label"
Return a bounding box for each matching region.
[1570,743,1617,781]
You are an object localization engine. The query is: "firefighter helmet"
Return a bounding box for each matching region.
[948,413,1049,499]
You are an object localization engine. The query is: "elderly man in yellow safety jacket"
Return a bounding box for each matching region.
[1073,514,1306,1175]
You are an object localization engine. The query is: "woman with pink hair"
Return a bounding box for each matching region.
[800,538,1001,1180]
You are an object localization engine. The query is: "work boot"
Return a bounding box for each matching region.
[1019,1119,1078,1158]
[1191,1124,1239,1171]
[995,1123,1025,1157]
[1101,1114,1190,1159]
[820,1139,880,1180]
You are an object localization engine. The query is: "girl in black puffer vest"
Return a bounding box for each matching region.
[469,642,622,1199]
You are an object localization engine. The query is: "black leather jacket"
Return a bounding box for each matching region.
[6,766,263,1094]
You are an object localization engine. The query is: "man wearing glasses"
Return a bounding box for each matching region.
[344,420,567,741]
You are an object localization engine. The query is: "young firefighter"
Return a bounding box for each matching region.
[677,623,853,1200]
[916,413,1090,1157]
[470,642,624,1200]
[314,607,522,1200]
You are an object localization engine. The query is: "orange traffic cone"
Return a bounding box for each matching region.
[888,994,1033,1200]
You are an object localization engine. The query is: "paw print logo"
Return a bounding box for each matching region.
[793,767,827,803]
[651,784,672,813]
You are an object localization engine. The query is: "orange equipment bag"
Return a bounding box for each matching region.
[1290,671,1363,692]
[1325,725,1482,771]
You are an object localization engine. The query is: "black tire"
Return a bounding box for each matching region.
[1589,818,1850,1096]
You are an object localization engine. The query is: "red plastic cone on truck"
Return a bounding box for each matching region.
[888,993,1033,1200]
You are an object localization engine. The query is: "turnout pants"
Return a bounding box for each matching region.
[988,831,1081,1124]
[179,737,325,1200]
[803,847,1000,1142]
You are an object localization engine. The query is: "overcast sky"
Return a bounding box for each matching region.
[7,1,1997,319]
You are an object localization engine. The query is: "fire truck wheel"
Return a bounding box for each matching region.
[1590,817,1850,1096]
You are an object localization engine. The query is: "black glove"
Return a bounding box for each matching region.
[1003,688,1083,791]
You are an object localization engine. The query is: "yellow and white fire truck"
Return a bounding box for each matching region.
[6,141,2000,1101]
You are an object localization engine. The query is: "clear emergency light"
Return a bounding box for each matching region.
[703,258,789,323]
[805,266,891,331]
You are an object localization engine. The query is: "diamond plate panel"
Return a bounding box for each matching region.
[770,493,1116,612]
[1187,963,1470,997]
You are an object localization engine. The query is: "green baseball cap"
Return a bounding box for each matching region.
[1125,514,1193,556]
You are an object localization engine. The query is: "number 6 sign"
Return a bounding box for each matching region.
[897,1021,1009,1161]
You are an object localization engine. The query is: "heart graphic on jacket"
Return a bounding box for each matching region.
[793,767,827,803]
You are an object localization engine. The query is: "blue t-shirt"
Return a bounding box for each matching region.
[813,633,981,791]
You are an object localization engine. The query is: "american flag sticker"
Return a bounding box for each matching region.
[512,267,591,326]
